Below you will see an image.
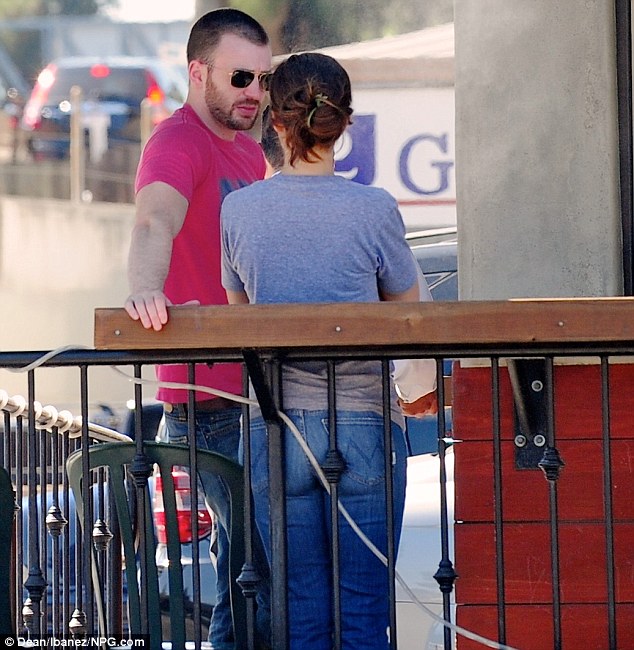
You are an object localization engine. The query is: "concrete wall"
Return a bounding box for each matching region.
[455,0,622,299]
[0,196,138,410]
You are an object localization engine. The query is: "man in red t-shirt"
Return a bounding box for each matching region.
[124,9,271,649]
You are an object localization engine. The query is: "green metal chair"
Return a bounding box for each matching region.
[0,465,16,635]
[66,441,247,649]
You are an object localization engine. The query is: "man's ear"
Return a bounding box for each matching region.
[189,60,206,87]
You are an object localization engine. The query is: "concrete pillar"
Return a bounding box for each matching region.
[455,0,622,299]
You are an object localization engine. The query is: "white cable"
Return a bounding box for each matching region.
[4,344,92,373]
[1,345,131,441]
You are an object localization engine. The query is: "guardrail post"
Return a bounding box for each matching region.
[140,99,152,150]
[69,85,85,203]
[242,349,289,650]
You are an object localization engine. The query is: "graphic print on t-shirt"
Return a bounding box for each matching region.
[219,177,253,204]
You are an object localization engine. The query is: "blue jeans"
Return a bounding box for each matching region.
[249,410,407,650]
[164,406,270,649]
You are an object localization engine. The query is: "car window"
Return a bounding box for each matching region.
[47,67,149,105]
[420,270,457,300]
[410,243,458,301]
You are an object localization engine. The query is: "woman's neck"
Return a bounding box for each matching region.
[282,148,335,176]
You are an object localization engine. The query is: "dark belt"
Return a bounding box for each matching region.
[163,397,236,417]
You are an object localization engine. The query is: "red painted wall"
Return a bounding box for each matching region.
[452,363,634,649]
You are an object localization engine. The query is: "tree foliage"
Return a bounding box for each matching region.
[0,0,116,19]
[231,0,453,53]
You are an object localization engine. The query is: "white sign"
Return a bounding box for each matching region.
[335,87,455,230]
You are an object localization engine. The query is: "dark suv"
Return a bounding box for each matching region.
[21,56,187,160]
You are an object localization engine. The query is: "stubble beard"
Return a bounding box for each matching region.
[205,76,259,132]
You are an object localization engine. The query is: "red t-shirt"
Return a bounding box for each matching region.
[135,104,266,403]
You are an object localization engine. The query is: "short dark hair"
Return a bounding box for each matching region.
[186,8,269,64]
[269,53,353,166]
[261,106,284,170]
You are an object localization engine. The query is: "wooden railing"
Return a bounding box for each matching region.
[94,299,634,352]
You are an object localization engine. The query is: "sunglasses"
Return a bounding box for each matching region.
[207,64,271,91]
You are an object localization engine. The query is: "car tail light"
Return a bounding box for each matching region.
[22,63,57,130]
[146,84,164,105]
[153,467,213,544]
[145,71,165,105]
[90,63,110,78]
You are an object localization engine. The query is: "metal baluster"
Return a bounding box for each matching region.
[16,415,25,636]
[492,358,507,646]
[46,425,68,637]
[3,409,18,634]
[186,362,203,650]
[243,351,288,650]
[62,432,74,634]
[236,365,261,650]
[601,356,617,649]
[267,357,288,650]
[130,364,152,638]
[107,470,122,636]
[24,371,47,636]
[325,361,344,650]
[433,357,456,650]
[538,357,564,650]
[93,465,113,636]
[382,360,397,648]
[39,424,49,631]
[70,365,91,639]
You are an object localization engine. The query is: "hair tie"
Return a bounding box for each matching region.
[306,93,330,128]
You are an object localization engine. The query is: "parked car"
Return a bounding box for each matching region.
[407,226,458,301]
[20,56,187,160]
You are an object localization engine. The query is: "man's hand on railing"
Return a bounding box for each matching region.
[125,293,201,332]
[125,290,172,331]
[398,390,438,418]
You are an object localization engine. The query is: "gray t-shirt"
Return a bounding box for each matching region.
[221,173,417,421]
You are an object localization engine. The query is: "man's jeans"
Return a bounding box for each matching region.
[249,409,408,650]
[164,405,270,649]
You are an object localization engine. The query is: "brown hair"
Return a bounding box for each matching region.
[269,53,353,165]
[186,8,269,64]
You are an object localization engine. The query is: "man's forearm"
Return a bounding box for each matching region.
[127,222,174,293]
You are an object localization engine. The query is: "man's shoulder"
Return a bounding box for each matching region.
[152,106,208,142]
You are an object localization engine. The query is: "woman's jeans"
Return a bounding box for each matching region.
[249,409,408,650]
[165,406,270,649]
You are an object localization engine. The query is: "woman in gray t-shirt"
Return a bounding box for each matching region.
[221,52,424,650]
